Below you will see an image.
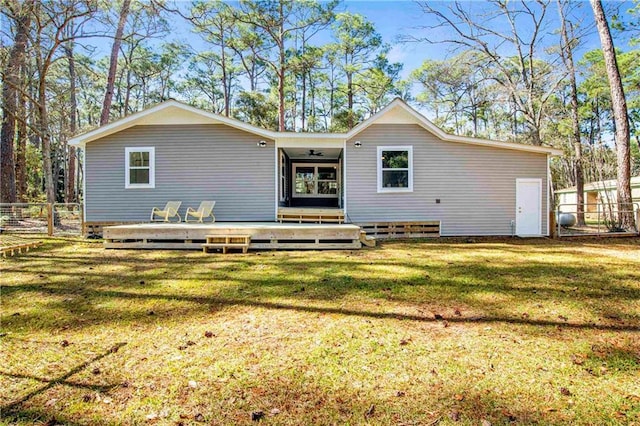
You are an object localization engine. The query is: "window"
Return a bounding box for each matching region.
[377,146,413,192]
[293,163,338,198]
[125,147,155,189]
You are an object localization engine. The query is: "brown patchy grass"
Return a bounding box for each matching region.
[1,236,639,425]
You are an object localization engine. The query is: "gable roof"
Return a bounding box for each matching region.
[346,98,562,155]
[69,98,562,156]
[556,176,640,194]
[68,100,275,146]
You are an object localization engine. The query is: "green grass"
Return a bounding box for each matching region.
[1,236,639,425]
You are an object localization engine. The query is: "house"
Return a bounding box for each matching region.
[556,176,640,214]
[69,98,562,238]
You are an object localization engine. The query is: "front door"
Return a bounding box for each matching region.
[515,178,542,236]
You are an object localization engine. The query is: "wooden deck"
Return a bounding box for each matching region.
[103,222,362,251]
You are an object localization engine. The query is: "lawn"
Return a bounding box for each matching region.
[1,237,639,425]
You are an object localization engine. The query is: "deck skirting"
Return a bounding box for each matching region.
[359,221,441,239]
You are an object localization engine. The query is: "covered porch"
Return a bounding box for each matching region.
[276,136,345,211]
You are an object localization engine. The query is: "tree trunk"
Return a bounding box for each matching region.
[591,0,634,230]
[15,73,28,202]
[558,0,585,226]
[347,71,354,129]
[65,42,77,203]
[101,0,131,125]
[1,4,31,203]
[39,81,55,203]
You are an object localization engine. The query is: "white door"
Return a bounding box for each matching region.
[516,178,542,236]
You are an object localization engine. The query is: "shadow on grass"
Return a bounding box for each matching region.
[2,238,639,334]
[3,284,639,333]
[0,342,127,414]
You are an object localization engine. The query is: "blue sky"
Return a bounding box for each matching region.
[155,0,634,81]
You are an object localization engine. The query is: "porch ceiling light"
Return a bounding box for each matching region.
[354,141,362,148]
[257,140,267,147]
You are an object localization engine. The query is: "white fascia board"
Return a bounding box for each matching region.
[69,100,276,147]
[346,98,563,157]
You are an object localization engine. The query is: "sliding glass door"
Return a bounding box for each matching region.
[293,163,339,198]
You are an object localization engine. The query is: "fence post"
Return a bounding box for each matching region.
[549,210,556,238]
[47,203,53,236]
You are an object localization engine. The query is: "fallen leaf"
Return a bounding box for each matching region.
[145,413,158,421]
[92,368,100,375]
[454,309,462,316]
[396,391,406,397]
[364,404,375,418]
[251,411,265,421]
[501,409,516,421]
[204,331,214,338]
[443,320,449,328]
[448,410,461,421]
[571,354,585,365]
[188,380,198,388]
[186,340,195,346]
[560,387,572,396]
[400,339,411,346]
[270,408,281,415]
[454,394,465,401]
[194,413,205,422]
[558,315,568,321]
[434,313,444,320]
[481,420,492,426]
[60,340,69,347]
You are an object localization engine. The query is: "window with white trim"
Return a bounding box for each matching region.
[377,146,413,192]
[125,147,155,189]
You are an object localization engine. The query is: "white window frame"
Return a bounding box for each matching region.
[377,146,413,193]
[125,147,155,189]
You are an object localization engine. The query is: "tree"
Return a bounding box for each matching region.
[100,0,130,125]
[1,0,32,203]
[415,1,565,145]
[590,0,635,230]
[557,0,585,225]
[233,0,337,131]
[330,12,382,129]
[187,1,238,117]
[31,0,96,203]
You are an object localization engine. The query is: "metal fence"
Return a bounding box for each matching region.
[556,203,640,237]
[0,203,83,236]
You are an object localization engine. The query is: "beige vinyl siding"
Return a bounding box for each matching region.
[86,124,275,222]
[346,124,548,236]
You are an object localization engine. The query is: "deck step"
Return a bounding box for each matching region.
[277,208,344,224]
[359,231,377,247]
[203,234,251,254]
